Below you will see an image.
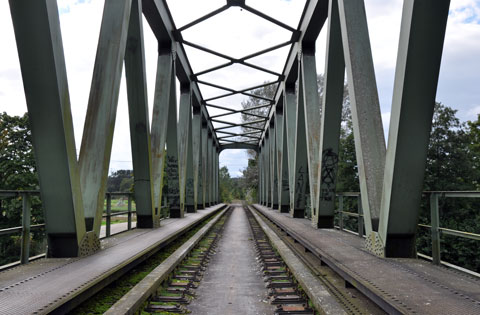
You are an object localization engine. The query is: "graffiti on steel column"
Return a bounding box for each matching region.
[186,178,194,200]
[166,155,180,207]
[282,176,289,192]
[198,163,202,190]
[320,148,339,201]
[295,166,306,208]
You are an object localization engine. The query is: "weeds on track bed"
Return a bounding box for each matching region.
[71,215,215,314]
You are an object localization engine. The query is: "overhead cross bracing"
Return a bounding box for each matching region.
[162,0,306,148]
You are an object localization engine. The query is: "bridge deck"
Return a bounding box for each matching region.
[254,204,480,315]
[0,205,224,315]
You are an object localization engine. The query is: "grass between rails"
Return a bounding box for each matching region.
[71,214,216,314]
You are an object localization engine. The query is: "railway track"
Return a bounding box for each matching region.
[75,203,383,314]
[244,205,316,315]
[247,205,385,315]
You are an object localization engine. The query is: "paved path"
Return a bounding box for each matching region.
[189,205,275,315]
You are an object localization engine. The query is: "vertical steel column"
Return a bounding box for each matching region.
[210,141,216,205]
[207,134,213,206]
[151,51,175,219]
[213,140,217,204]
[262,143,267,206]
[281,112,290,212]
[270,121,278,209]
[299,49,322,224]
[216,148,220,204]
[9,0,87,257]
[178,84,193,214]
[202,124,209,208]
[265,133,272,207]
[106,194,111,237]
[165,74,181,218]
[378,0,450,257]
[338,0,386,235]
[430,193,441,265]
[125,0,156,228]
[258,146,263,205]
[20,194,31,264]
[185,105,195,213]
[192,109,203,210]
[285,80,308,218]
[315,0,345,228]
[260,142,265,205]
[276,103,288,213]
[78,0,133,236]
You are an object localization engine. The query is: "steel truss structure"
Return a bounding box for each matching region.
[8,0,451,258]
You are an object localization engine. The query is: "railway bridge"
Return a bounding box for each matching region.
[1,0,479,314]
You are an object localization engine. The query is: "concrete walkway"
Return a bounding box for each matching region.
[189,205,275,315]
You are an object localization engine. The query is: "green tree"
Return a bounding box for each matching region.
[0,112,44,265]
[107,170,133,192]
[415,103,480,272]
[219,166,233,203]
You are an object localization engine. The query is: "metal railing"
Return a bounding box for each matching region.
[336,192,364,236]
[419,191,480,266]
[103,192,136,238]
[0,190,139,267]
[336,191,480,268]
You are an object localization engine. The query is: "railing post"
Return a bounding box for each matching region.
[430,193,441,265]
[106,193,111,237]
[338,195,344,231]
[127,194,132,231]
[358,195,364,237]
[20,193,31,264]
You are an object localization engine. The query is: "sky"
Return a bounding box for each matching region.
[0,0,479,177]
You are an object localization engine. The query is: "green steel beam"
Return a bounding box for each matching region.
[9,0,87,257]
[125,0,157,228]
[293,76,309,218]
[178,85,192,215]
[259,147,264,205]
[185,102,195,213]
[275,102,289,213]
[378,0,451,258]
[285,86,296,215]
[281,113,290,211]
[210,136,216,205]
[269,122,278,209]
[165,72,181,218]
[216,149,220,203]
[192,110,203,210]
[299,51,322,224]
[315,0,345,228]
[207,134,213,206]
[284,81,307,218]
[259,0,329,142]
[265,134,272,207]
[338,0,386,235]
[78,0,132,236]
[142,0,220,147]
[201,124,209,208]
[151,52,175,215]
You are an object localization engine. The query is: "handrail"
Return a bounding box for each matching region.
[336,190,480,270]
[0,190,142,267]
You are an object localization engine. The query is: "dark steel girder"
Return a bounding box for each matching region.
[219,143,258,152]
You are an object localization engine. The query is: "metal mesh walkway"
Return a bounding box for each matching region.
[0,205,223,314]
[254,204,480,314]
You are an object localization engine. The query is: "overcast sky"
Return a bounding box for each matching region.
[1,0,479,177]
